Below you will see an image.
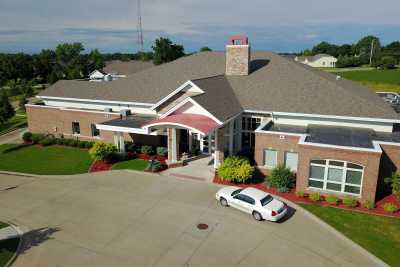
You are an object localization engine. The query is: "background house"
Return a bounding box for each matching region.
[295,54,337,68]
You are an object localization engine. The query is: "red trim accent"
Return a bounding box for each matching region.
[229,35,248,45]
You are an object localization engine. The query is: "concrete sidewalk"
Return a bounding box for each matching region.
[162,156,215,182]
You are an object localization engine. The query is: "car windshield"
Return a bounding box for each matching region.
[260,195,274,206]
[231,189,243,196]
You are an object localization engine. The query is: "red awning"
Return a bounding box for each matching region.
[144,114,219,135]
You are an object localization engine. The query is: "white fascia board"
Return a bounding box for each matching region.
[298,135,382,153]
[26,104,117,115]
[96,124,150,134]
[159,97,223,125]
[144,122,207,135]
[150,80,204,110]
[374,141,400,147]
[244,109,400,124]
[37,96,154,107]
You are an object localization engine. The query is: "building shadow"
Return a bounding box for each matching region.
[250,59,270,74]
[3,144,32,154]
[18,227,60,254]
[376,151,396,202]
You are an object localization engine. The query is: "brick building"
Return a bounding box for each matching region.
[27,36,400,203]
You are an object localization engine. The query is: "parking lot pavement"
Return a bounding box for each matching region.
[0,171,382,267]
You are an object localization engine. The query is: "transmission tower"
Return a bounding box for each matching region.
[137,0,144,52]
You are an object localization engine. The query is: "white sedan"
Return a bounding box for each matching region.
[216,186,288,222]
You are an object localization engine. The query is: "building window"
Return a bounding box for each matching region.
[284,152,298,172]
[91,124,100,137]
[264,149,277,169]
[72,122,80,135]
[242,116,262,131]
[308,159,363,196]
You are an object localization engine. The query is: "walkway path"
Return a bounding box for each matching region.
[161,155,215,182]
[0,127,26,144]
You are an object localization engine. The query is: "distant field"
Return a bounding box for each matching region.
[333,69,400,92]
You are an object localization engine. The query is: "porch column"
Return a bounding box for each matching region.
[168,128,178,163]
[119,132,125,152]
[188,130,192,152]
[199,135,204,152]
[229,120,234,156]
[236,116,242,152]
[208,134,212,154]
[214,127,225,168]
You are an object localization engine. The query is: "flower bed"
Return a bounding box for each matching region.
[213,175,400,218]
[89,160,113,172]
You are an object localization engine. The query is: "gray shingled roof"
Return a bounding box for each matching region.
[39,51,399,120]
[103,60,154,75]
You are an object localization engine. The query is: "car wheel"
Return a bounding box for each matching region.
[219,197,228,207]
[252,211,263,221]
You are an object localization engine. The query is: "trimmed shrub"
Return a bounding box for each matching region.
[309,192,321,202]
[295,191,305,198]
[55,138,64,145]
[78,141,87,148]
[267,165,295,190]
[89,142,117,161]
[363,199,375,210]
[156,147,168,156]
[32,133,45,144]
[22,132,32,142]
[146,159,162,172]
[326,195,339,205]
[141,145,153,155]
[86,141,94,149]
[218,156,254,183]
[385,173,400,200]
[125,142,136,152]
[278,187,289,193]
[343,196,358,208]
[383,203,398,213]
[39,138,54,146]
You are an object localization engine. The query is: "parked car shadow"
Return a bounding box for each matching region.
[18,227,60,255]
[275,205,296,224]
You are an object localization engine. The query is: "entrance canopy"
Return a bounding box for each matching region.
[144,114,220,135]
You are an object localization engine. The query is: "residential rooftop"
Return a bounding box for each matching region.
[39,51,399,120]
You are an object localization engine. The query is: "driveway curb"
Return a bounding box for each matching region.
[284,200,389,267]
[0,171,39,178]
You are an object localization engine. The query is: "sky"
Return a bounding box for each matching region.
[1,0,399,54]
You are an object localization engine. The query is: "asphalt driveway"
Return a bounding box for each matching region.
[0,171,381,267]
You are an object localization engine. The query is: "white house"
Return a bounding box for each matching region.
[295,54,337,68]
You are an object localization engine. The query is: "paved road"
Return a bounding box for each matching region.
[0,171,381,267]
[0,127,26,144]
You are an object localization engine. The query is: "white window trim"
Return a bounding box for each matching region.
[263,149,278,169]
[308,159,364,196]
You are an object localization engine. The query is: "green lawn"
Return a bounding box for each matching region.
[334,69,400,92]
[300,204,400,266]
[112,159,148,171]
[0,238,19,267]
[0,144,93,175]
[0,115,27,135]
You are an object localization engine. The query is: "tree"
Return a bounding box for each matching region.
[55,43,84,79]
[152,37,185,65]
[338,44,352,56]
[19,95,28,111]
[0,91,15,124]
[86,49,105,73]
[33,49,56,83]
[354,35,381,65]
[200,46,212,52]
[312,41,340,57]
[375,56,396,69]
[20,79,34,97]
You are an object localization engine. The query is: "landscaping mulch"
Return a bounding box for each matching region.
[213,175,400,218]
[89,160,113,173]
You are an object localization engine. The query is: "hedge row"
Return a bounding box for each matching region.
[22,132,94,149]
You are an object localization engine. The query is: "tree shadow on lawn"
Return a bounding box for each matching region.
[18,227,60,255]
[2,144,33,154]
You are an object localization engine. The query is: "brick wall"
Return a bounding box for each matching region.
[26,105,166,146]
[225,45,250,76]
[254,131,382,202]
[297,145,381,203]
[254,132,300,176]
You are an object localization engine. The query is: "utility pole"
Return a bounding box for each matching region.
[137,0,144,53]
[369,39,375,66]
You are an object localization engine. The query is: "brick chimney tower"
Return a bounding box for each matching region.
[226,35,250,76]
